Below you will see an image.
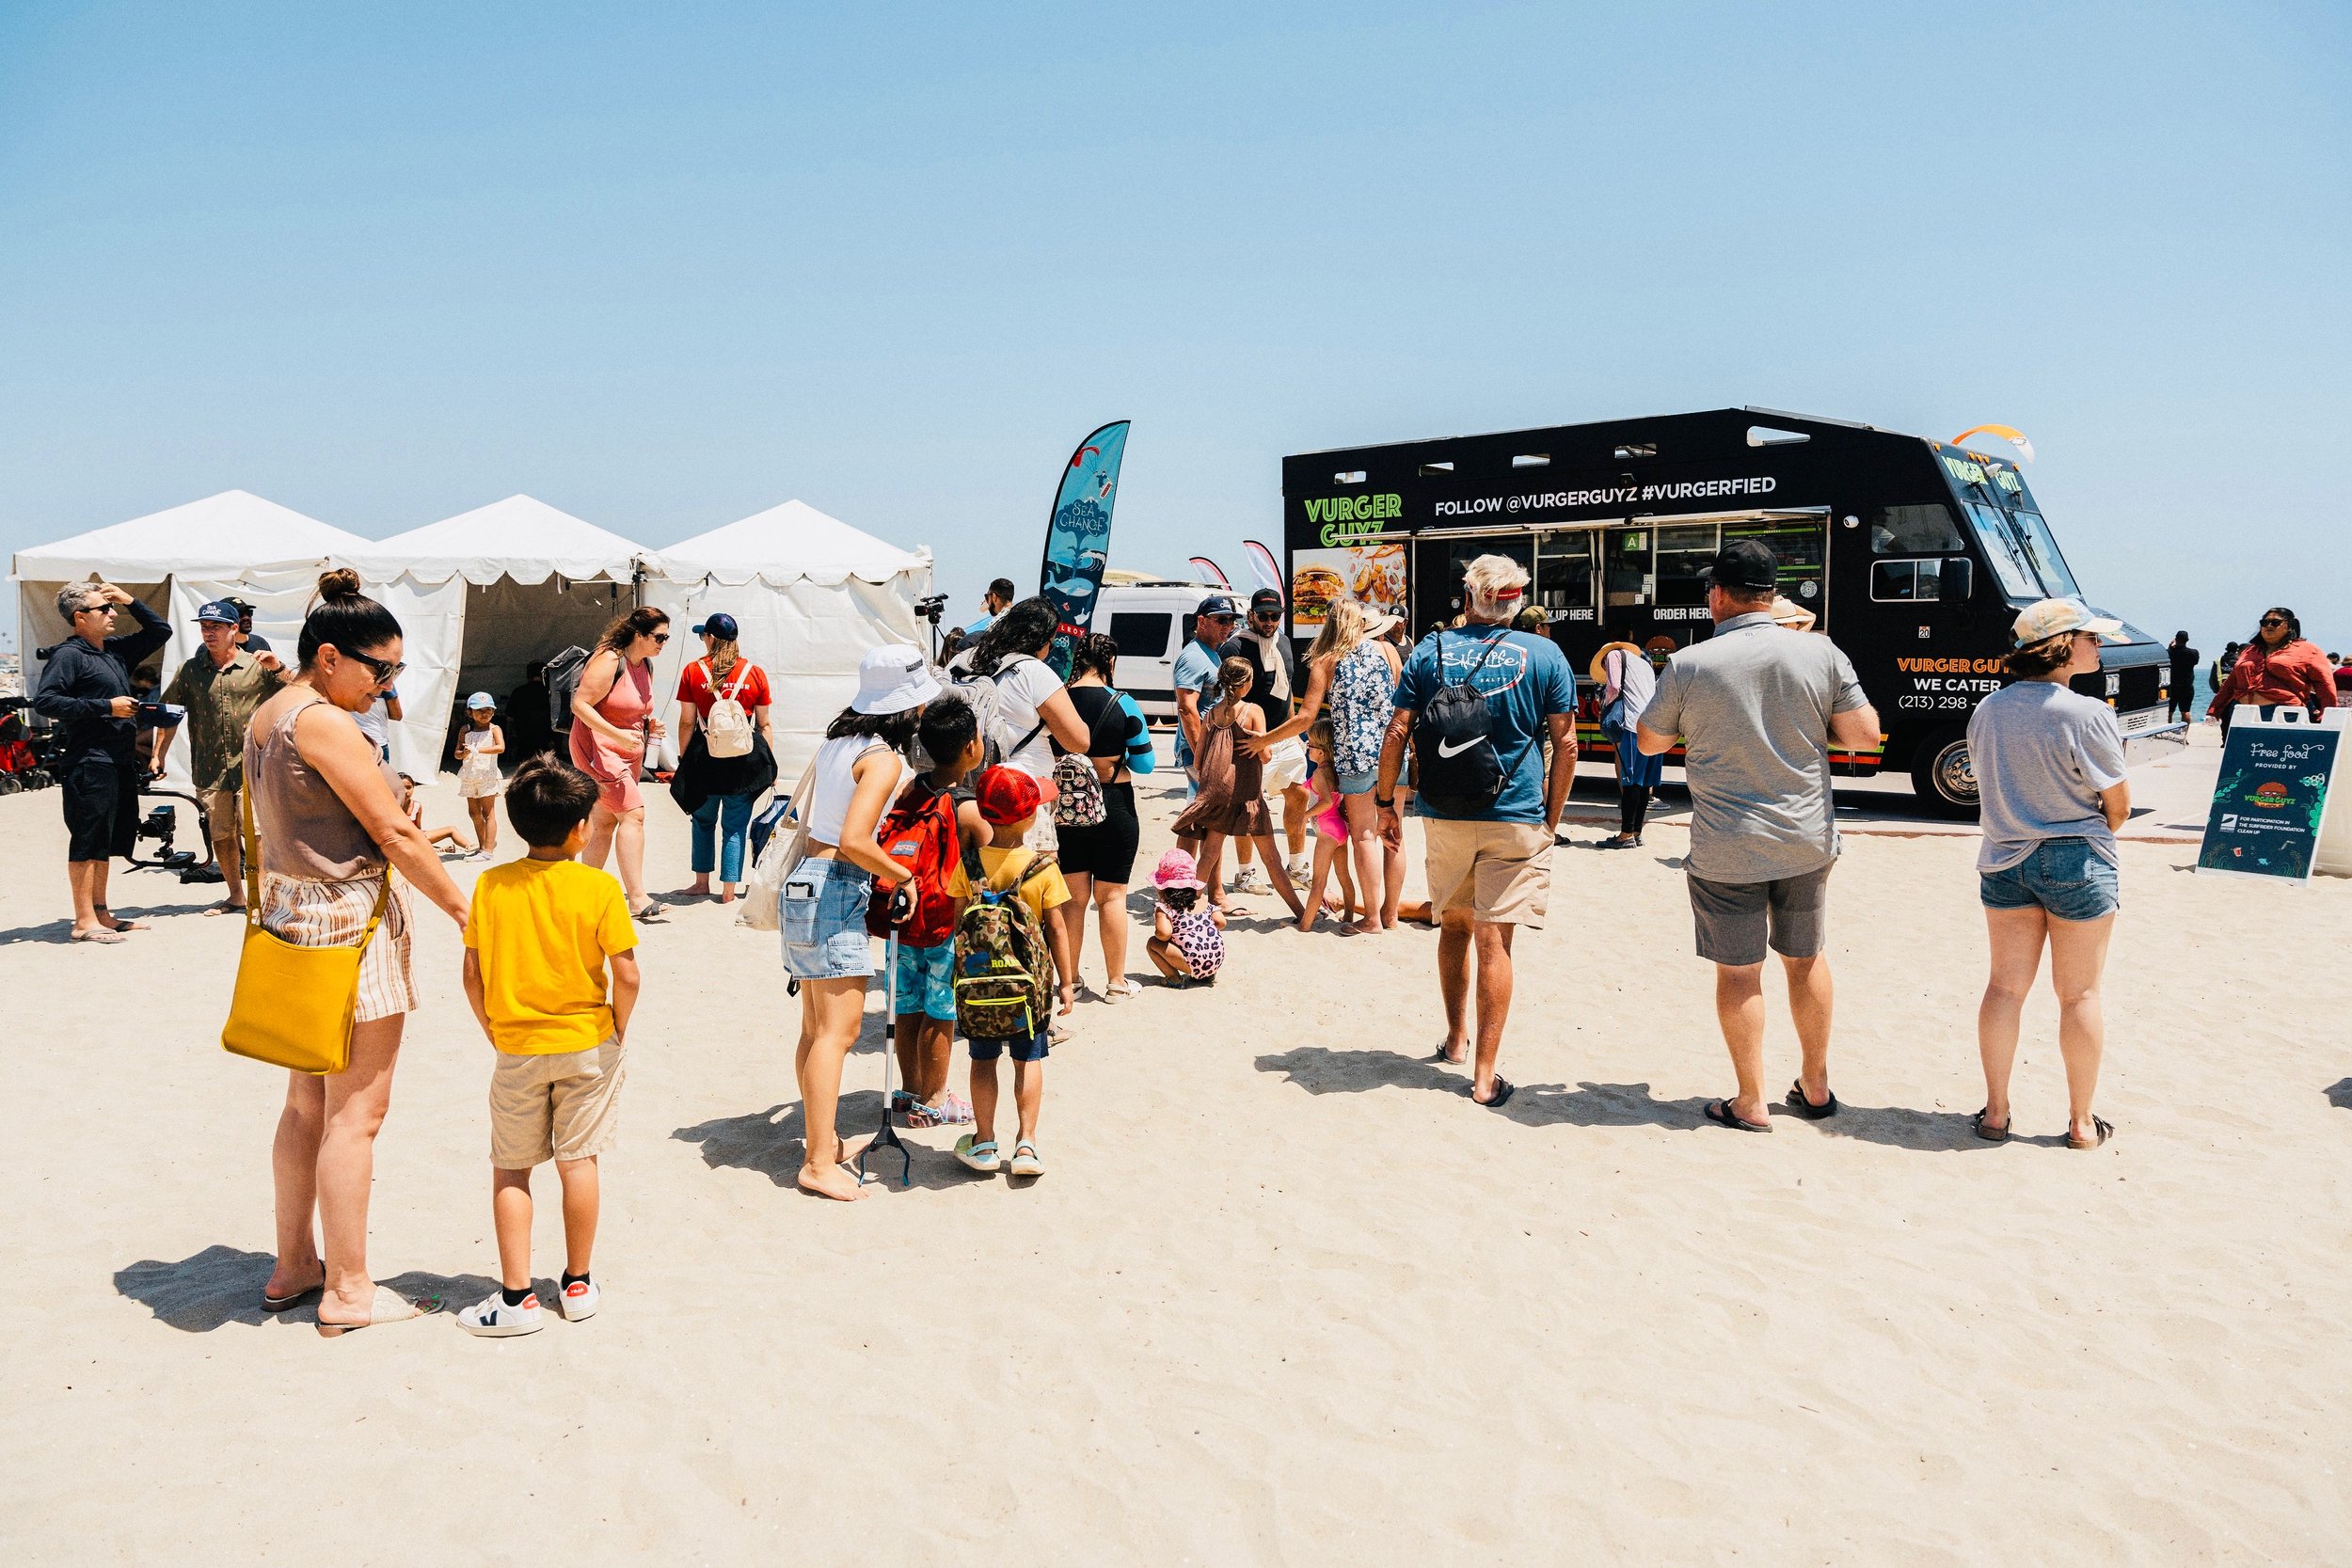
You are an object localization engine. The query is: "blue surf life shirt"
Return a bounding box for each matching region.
[1391,626,1575,823]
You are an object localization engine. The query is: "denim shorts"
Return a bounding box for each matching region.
[1337,768,1378,796]
[1979,837,2121,922]
[780,859,876,979]
[891,941,956,1022]
[968,1029,1050,1064]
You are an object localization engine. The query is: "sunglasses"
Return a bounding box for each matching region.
[2260,618,2286,627]
[652,631,671,644]
[337,647,405,687]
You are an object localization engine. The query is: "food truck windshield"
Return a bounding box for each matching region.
[1935,445,2079,604]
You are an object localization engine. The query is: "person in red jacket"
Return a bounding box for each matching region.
[2207,607,2338,729]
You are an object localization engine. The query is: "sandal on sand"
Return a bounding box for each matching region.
[315,1285,442,1337]
[1785,1079,1838,1120]
[1472,1076,1516,1109]
[1970,1108,2010,1144]
[70,927,128,944]
[1103,979,1144,1002]
[261,1275,324,1312]
[1431,1044,1467,1066]
[1704,1099,1771,1132]
[634,901,669,923]
[2068,1116,2114,1150]
[203,900,246,918]
[954,1135,1002,1174]
[1008,1140,1044,1178]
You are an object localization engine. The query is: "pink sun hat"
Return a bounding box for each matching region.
[1150,847,1205,891]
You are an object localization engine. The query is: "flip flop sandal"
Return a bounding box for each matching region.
[1785,1078,1838,1119]
[315,1285,442,1337]
[1472,1076,1516,1109]
[70,928,128,944]
[634,901,669,922]
[2067,1117,2115,1150]
[953,1135,1002,1174]
[1431,1046,1466,1066]
[1970,1108,2011,1144]
[260,1278,324,1312]
[1704,1098,1772,1132]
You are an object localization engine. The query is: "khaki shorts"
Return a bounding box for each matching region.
[1423,818,1554,928]
[1262,737,1311,795]
[489,1039,627,1168]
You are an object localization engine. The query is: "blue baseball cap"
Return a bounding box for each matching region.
[196,599,240,625]
[691,612,739,640]
[1196,594,1240,618]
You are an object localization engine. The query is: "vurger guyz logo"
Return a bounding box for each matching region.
[1303,493,1401,546]
[2249,782,2291,808]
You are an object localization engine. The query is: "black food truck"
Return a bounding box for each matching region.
[1281,407,2184,814]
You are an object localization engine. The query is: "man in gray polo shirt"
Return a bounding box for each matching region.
[1638,540,1881,1133]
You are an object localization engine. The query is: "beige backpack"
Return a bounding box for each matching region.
[703,659,755,758]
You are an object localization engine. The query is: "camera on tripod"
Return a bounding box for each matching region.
[914,594,948,625]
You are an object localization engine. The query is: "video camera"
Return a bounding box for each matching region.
[135,701,184,731]
[128,784,224,883]
[914,594,949,625]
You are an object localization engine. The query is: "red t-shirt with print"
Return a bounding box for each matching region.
[675,657,771,719]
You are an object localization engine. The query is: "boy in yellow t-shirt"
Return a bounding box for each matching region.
[456,757,640,1338]
[949,767,1074,1181]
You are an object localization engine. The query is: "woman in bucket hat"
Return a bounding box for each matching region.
[781,643,938,1202]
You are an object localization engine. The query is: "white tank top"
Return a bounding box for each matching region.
[804,735,904,847]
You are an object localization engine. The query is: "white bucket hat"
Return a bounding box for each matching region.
[852,643,941,715]
[2010,597,2122,649]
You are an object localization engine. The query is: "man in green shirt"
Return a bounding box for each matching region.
[156,599,284,911]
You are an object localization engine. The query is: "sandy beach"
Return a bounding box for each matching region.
[4,734,2348,1564]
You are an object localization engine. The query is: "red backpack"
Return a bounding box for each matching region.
[865,780,963,945]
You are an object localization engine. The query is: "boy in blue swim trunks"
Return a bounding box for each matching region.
[893,697,985,1126]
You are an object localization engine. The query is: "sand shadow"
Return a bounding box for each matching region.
[1804,1102,2041,1151]
[113,1245,496,1331]
[1253,1046,1704,1129]
[672,1096,967,1192]
[0,904,183,944]
[2325,1078,2352,1112]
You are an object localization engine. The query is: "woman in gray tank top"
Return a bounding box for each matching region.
[244,570,471,1334]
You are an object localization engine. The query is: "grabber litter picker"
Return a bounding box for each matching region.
[858,930,913,1188]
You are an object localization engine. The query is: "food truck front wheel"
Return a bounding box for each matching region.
[1909,726,1982,819]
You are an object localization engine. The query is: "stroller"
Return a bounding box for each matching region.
[0,698,56,795]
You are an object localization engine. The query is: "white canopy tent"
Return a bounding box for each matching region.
[10,491,371,789]
[643,499,932,777]
[341,496,646,778]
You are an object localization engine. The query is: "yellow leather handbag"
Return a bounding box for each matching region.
[219,787,389,1076]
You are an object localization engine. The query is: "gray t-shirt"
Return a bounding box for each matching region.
[1637,613,1869,882]
[1966,680,2126,872]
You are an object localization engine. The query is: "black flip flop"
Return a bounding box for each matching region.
[1970,1108,2010,1144]
[261,1280,323,1312]
[1785,1078,1838,1120]
[1704,1098,1771,1132]
[1472,1076,1516,1109]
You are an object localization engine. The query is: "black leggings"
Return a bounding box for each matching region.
[1619,785,1652,837]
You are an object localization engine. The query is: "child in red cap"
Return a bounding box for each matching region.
[950,767,1075,1180]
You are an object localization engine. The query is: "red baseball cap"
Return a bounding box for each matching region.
[975,766,1041,826]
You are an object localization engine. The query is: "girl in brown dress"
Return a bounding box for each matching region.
[1172,658,1306,920]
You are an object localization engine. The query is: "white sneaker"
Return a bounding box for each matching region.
[1232,865,1269,895]
[1286,857,1311,888]
[558,1277,599,1323]
[457,1290,545,1338]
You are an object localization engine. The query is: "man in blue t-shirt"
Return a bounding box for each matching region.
[1375,556,1575,1108]
[1172,594,1240,795]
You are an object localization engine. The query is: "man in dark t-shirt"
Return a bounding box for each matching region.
[2167,633,2200,724]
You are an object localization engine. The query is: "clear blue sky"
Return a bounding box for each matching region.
[4,2,2345,657]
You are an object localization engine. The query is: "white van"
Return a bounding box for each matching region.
[1088,580,1227,721]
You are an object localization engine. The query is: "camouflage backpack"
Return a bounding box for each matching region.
[951,843,1058,1039]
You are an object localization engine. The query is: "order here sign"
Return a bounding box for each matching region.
[2197,709,2344,882]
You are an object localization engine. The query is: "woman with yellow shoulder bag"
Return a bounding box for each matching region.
[231,570,470,1336]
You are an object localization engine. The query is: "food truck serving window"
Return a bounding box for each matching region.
[1870,504,1965,555]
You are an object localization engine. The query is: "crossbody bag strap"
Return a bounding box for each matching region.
[241,782,264,929]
